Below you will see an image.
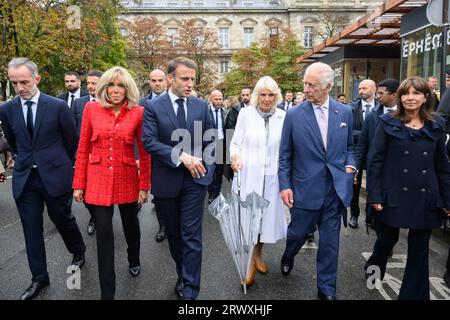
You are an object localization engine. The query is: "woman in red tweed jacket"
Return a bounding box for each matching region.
[73,66,150,300]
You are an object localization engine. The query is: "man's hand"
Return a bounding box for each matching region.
[5,151,14,168]
[230,154,242,172]
[280,189,294,208]
[371,203,383,212]
[180,152,206,178]
[73,189,84,202]
[345,166,355,174]
[138,190,148,205]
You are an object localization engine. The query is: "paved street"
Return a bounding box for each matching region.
[0,172,449,300]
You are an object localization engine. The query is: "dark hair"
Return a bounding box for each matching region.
[394,76,437,123]
[285,91,293,95]
[64,71,81,79]
[337,93,345,99]
[167,57,197,76]
[87,70,103,78]
[241,87,252,92]
[377,79,399,94]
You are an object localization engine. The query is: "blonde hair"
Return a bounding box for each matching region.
[250,76,282,108]
[96,66,140,108]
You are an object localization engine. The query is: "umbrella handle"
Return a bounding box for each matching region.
[236,170,241,193]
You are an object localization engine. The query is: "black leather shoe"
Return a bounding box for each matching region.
[71,254,85,269]
[175,277,184,298]
[307,233,315,243]
[349,215,358,229]
[19,280,49,300]
[129,265,141,277]
[155,225,166,242]
[87,219,96,235]
[317,290,337,300]
[280,260,293,276]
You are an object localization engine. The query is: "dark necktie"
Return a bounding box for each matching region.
[214,109,219,129]
[25,101,34,138]
[175,98,186,128]
[69,94,75,109]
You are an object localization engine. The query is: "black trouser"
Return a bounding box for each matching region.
[92,202,141,300]
[350,168,363,217]
[446,246,450,273]
[152,197,164,228]
[208,163,224,199]
[365,221,432,300]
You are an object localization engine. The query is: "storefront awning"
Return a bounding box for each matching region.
[298,0,430,64]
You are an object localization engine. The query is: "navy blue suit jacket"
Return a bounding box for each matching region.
[278,98,356,209]
[72,95,91,135]
[350,98,380,145]
[142,93,215,198]
[0,94,78,199]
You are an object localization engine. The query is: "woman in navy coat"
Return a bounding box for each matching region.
[367,76,450,300]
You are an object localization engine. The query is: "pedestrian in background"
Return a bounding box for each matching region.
[366,76,450,300]
[73,66,150,300]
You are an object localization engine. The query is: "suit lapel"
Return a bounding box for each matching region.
[33,94,48,145]
[13,97,31,143]
[304,102,325,149]
[186,97,195,131]
[162,93,180,129]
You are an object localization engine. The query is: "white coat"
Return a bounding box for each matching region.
[230,106,287,243]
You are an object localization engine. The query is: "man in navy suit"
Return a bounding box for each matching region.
[138,68,167,243]
[278,62,356,300]
[277,90,294,111]
[142,57,215,300]
[57,71,88,110]
[349,79,379,228]
[72,70,103,235]
[0,58,86,300]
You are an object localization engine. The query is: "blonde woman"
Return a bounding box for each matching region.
[73,66,151,300]
[230,76,287,287]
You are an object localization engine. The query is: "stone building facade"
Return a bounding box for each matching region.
[119,0,383,90]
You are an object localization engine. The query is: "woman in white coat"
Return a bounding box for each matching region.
[230,76,287,286]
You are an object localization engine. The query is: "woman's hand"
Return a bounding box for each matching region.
[138,190,148,205]
[230,155,242,172]
[371,203,383,212]
[73,189,84,202]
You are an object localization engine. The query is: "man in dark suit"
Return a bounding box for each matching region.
[142,57,215,300]
[0,58,86,300]
[72,70,103,235]
[427,76,440,111]
[207,89,226,204]
[349,79,379,228]
[279,62,356,300]
[277,90,294,111]
[138,69,168,243]
[57,71,88,110]
[139,69,167,105]
[355,79,399,231]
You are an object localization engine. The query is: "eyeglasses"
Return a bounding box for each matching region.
[376,91,392,96]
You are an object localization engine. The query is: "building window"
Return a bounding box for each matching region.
[243,1,254,6]
[193,1,205,6]
[219,27,229,49]
[243,27,254,47]
[216,1,228,6]
[167,1,179,7]
[304,26,314,48]
[120,28,129,37]
[167,28,179,46]
[269,27,279,36]
[220,61,229,74]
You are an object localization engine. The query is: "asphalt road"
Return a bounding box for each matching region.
[0,173,449,300]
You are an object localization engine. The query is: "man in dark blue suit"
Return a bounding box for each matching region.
[142,57,215,300]
[355,79,399,232]
[278,62,356,300]
[138,69,167,243]
[0,58,86,300]
[57,71,88,112]
[277,90,294,111]
[349,79,379,228]
[72,70,103,235]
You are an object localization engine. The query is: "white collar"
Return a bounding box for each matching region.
[312,97,330,110]
[168,89,186,104]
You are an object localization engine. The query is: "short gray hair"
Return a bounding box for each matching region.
[305,62,334,89]
[8,58,39,77]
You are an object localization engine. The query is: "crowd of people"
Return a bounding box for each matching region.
[0,56,450,301]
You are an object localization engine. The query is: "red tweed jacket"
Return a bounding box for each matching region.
[73,101,150,206]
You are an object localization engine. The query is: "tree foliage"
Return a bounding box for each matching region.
[223,27,305,97]
[0,0,127,98]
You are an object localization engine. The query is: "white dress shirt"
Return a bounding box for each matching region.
[383,105,397,114]
[210,106,224,140]
[67,88,81,108]
[168,90,187,118]
[20,91,40,126]
[361,99,375,120]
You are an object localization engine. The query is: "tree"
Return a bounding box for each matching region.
[173,19,221,95]
[124,17,171,80]
[315,12,350,41]
[0,0,127,98]
[224,27,304,96]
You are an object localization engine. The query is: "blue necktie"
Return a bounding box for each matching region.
[175,98,186,128]
[214,109,219,129]
[25,101,34,138]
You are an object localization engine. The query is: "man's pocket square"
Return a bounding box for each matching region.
[339,122,347,128]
